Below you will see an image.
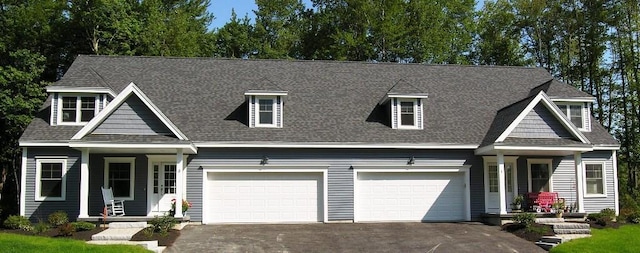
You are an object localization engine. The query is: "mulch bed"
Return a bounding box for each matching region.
[588,220,620,229]
[502,223,554,242]
[130,229,180,246]
[0,226,107,241]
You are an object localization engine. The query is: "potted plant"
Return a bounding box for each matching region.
[552,201,565,218]
[169,199,192,216]
[511,195,524,211]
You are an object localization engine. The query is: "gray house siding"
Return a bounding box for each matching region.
[514,151,616,213]
[92,95,172,135]
[509,104,573,138]
[187,148,482,222]
[24,148,80,222]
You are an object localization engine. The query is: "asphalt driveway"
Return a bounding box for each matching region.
[165,222,545,253]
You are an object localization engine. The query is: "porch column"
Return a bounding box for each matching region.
[574,152,585,213]
[174,149,184,218]
[497,152,507,214]
[78,148,90,218]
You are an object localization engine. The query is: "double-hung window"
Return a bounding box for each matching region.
[396,99,420,129]
[104,158,135,200]
[35,158,67,201]
[585,162,606,196]
[556,103,585,129]
[258,98,275,126]
[59,95,97,124]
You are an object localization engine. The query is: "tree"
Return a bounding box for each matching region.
[473,0,528,65]
[213,9,255,58]
[252,0,305,58]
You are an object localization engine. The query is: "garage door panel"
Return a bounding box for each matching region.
[205,172,323,223]
[357,172,465,221]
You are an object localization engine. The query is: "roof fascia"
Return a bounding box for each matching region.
[46,86,116,97]
[550,97,597,103]
[71,82,188,140]
[68,142,197,153]
[19,141,70,147]
[195,142,477,149]
[244,90,289,96]
[495,91,590,144]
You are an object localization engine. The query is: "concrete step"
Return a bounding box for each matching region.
[553,228,591,235]
[536,217,565,224]
[550,222,590,230]
[91,227,145,241]
[108,222,148,228]
[539,236,562,244]
[556,234,592,242]
[535,241,557,251]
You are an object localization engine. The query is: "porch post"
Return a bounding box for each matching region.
[574,152,585,213]
[79,148,90,218]
[174,149,184,218]
[497,152,507,214]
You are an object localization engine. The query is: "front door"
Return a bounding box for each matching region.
[486,162,517,212]
[150,163,177,213]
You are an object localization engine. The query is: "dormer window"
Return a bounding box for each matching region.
[555,102,590,131]
[399,100,417,127]
[383,94,427,130]
[59,95,99,125]
[245,90,287,128]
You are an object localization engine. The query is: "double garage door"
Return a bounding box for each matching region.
[203,171,466,223]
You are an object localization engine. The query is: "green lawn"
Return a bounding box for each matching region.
[551,224,640,253]
[0,233,151,253]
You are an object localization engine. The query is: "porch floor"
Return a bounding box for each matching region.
[78,215,190,223]
[481,212,587,226]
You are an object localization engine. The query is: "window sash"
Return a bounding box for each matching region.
[585,163,604,194]
[106,161,133,199]
[59,96,97,123]
[530,163,550,192]
[399,100,416,126]
[36,159,66,201]
[569,105,583,128]
[257,98,275,125]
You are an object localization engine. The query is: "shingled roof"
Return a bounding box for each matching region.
[20,55,618,147]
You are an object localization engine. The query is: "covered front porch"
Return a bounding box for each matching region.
[72,143,197,220]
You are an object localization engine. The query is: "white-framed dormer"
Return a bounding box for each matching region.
[552,97,594,132]
[245,90,287,128]
[47,86,114,126]
[384,94,428,130]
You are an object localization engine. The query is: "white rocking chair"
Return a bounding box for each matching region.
[101,187,125,216]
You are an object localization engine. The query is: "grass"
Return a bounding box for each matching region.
[551,224,640,253]
[0,233,151,253]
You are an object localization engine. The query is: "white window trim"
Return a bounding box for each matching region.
[35,158,67,201]
[56,94,99,125]
[396,98,420,129]
[555,102,588,131]
[527,159,553,192]
[254,96,278,128]
[104,157,136,200]
[583,160,607,198]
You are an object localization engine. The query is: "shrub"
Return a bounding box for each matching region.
[148,215,178,236]
[512,213,537,228]
[71,221,96,231]
[600,208,616,219]
[587,212,604,221]
[33,220,50,234]
[627,213,640,224]
[48,211,69,227]
[58,223,75,236]
[3,215,33,231]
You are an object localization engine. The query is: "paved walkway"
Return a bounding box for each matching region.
[166,222,545,253]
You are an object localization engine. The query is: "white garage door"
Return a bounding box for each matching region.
[356,172,465,222]
[204,172,323,223]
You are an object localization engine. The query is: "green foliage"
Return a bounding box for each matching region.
[601,208,616,220]
[57,223,75,237]
[47,211,69,227]
[70,221,96,231]
[33,221,50,234]
[512,213,537,228]
[0,232,151,253]
[3,215,33,231]
[148,215,178,236]
[551,224,640,253]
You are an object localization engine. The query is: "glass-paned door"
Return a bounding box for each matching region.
[487,162,516,212]
[151,163,177,212]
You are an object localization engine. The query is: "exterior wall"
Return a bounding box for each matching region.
[93,96,171,135]
[187,148,484,222]
[24,148,81,222]
[515,151,616,213]
[510,104,573,138]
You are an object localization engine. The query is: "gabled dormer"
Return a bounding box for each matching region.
[381,80,428,130]
[46,86,115,126]
[245,90,288,128]
[552,98,593,132]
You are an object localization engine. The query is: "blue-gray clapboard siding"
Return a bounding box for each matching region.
[186,148,482,222]
[510,104,573,138]
[92,95,172,135]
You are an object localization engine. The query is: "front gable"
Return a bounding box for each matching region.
[72,82,188,141]
[508,103,574,139]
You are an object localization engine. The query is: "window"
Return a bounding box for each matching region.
[59,95,97,124]
[528,159,552,192]
[487,162,515,193]
[396,99,420,129]
[556,103,584,129]
[35,158,67,201]
[585,162,606,196]
[258,98,274,125]
[104,158,135,200]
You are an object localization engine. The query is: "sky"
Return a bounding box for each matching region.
[207,0,484,30]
